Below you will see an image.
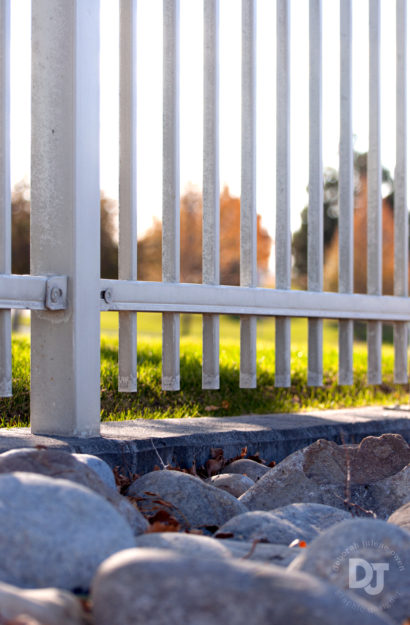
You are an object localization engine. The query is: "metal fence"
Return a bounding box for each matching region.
[0,0,408,437]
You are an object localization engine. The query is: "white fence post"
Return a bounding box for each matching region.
[31,0,101,436]
[0,0,11,398]
[275,0,291,388]
[394,0,408,383]
[308,0,323,386]
[338,0,354,385]
[162,0,181,391]
[119,0,138,393]
[367,0,382,384]
[240,0,257,389]
[202,0,220,390]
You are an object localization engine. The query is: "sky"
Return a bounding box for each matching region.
[9,0,407,272]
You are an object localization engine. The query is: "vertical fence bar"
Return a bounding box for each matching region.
[338,0,354,385]
[118,0,138,392]
[275,0,291,388]
[202,0,220,390]
[162,0,180,390]
[367,0,382,384]
[240,0,257,389]
[0,0,11,397]
[31,0,101,435]
[394,0,408,383]
[308,0,323,386]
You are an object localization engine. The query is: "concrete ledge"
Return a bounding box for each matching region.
[1,406,410,475]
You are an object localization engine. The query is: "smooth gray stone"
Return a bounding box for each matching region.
[0,472,136,591]
[127,469,247,529]
[222,459,269,482]
[388,501,410,533]
[134,532,231,559]
[0,448,148,535]
[289,518,410,624]
[72,453,117,490]
[215,504,350,545]
[91,547,394,625]
[0,581,87,625]
[221,540,298,566]
[365,465,410,519]
[269,503,351,536]
[239,436,410,514]
[207,473,254,497]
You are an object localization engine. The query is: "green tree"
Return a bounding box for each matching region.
[10,180,118,279]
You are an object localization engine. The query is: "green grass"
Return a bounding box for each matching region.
[1,313,409,427]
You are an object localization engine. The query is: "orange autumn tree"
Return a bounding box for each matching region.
[138,186,272,285]
[324,154,404,294]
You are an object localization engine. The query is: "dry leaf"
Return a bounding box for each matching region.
[214,531,234,539]
[205,405,219,412]
[146,509,181,533]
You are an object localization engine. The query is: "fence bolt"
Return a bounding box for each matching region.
[103,289,113,304]
[50,287,62,303]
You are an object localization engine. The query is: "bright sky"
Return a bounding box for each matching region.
[9,0,407,272]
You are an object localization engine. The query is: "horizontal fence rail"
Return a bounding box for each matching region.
[0,0,408,436]
[100,280,410,323]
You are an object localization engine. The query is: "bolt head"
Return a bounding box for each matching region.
[50,286,62,303]
[104,289,113,304]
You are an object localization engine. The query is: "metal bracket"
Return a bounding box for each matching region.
[45,275,68,310]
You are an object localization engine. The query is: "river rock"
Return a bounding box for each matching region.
[365,465,410,518]
[72,453,117,490]
[222,540,298,566]
[0,448,147,535]
[0,581,87,625]
[207,473,254,497]
[215,504,350,545]
[222,459,269,482]
[388,502,410,533]
[0,472,136,590]
[91,547,393,625]
[239,435,410,513]
[127,469,247,529]
[289,518,410,624]
[134,532,231,559]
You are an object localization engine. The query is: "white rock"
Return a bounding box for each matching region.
[134,532,231,559]
[0,581,87,625]
[207,473,254,497]
[72,453,116,490]
[0,472,136,591]
[91,547,393,625]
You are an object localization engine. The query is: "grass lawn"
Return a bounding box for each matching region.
[1,313,409,427]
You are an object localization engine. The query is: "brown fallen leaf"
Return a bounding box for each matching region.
[205,405,219,411]
[146,509,181,533]
[206,448,225,476]
[221,400,230,409]
[113,466,140,494]
[214,532,234,539]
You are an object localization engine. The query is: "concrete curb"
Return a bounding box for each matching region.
[1,406,410,475]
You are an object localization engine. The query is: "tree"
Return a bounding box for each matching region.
[291,152,397,293]
[137,185,272,285]
[291,167,339,288]
[10,183,272,288]
[10,180,119,279]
